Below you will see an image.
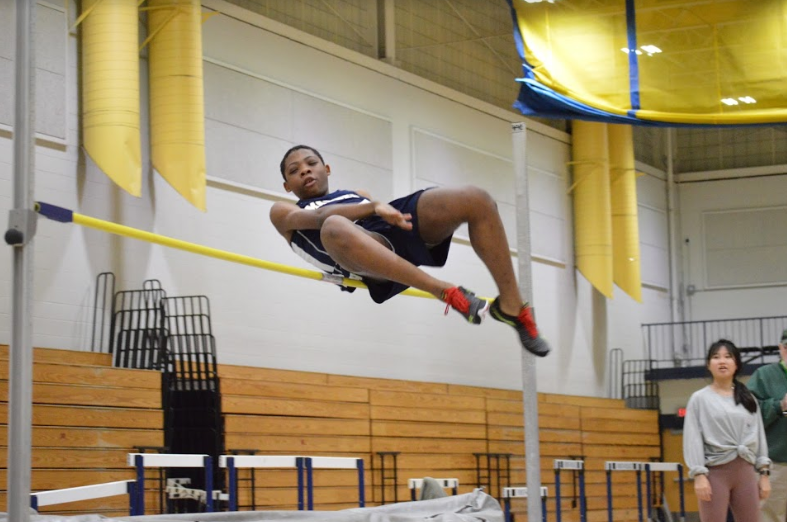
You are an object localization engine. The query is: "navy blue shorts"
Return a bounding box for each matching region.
[355,188,452,303]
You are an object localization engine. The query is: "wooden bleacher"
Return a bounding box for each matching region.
[0,345,163,517]
[0,346,661,520]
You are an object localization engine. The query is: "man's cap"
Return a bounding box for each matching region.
[781,328,787,344]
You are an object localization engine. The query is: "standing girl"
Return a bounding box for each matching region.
[683,339,771,521]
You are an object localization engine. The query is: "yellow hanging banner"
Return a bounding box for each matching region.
[81,0,142,196]
[608,124,641,302]
[147,0,207,210]
[571,121,613,298]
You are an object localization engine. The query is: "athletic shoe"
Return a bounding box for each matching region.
[489,298,551,357]
[441,286,490,325]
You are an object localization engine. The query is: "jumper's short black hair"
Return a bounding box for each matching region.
[279,145,324,180]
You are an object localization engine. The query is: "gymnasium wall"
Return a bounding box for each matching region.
[675,174,787,322]
[0,1,673,397]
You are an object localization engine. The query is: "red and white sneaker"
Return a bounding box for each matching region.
[441,286,490,325]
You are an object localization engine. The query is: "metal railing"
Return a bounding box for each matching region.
[642,315,787,366]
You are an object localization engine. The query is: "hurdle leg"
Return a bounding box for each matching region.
[579,469,587,522]
[297,458,304,510]
[606,470,613,522]
[357,459,365,507]
[135,454,145,515]
[227,458,238,512]
[554,468,562,522]
[636,469,643,522]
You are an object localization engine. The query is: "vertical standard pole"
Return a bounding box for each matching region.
[8,3,36,522]
[512,122,542,522]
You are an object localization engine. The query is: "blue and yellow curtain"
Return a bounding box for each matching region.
[507,0,787,125]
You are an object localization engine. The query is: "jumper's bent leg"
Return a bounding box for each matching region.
[320,215,451,299]
[416,186,522,315]
[416,186,550,356]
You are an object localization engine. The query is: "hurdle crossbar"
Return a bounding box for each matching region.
[605,461,645,522]
[553,459,586,522]
[502,486,548,522]
[34,201,434,299]
[644,462,686,522]
[128,453,214,515]
[31,480,136,513]
[220,455,304,511]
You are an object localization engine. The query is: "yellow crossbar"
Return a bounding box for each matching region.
[69,212,436,299]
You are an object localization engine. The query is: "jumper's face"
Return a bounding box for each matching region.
[707,347,737,380]
[779,342,787,363]
[282,148,330,200]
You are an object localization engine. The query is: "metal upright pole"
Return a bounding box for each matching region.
[5,2,37,522]
[512,122,542,522]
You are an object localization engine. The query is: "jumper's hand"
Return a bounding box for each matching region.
[694,474,712,503]
[374,202,413,231]
[760,474,771,500]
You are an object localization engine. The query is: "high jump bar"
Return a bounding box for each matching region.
[34,201,435,299]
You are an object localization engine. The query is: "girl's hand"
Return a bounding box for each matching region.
[694,474,712,502]
[759,474,771,500]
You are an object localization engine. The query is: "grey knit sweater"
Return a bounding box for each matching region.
[683,386,771,478]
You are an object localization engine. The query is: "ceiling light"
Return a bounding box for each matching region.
[721,98,739,106]
[738,96,757,104]
[640,45,662,55]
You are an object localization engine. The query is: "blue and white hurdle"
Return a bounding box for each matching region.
[128,453,214,515]
[30,480,138,515]
[644,462,686,522]
[502,486,548,522]
[219,455,303,511]
[554,459,586,522]
[304,456,365,510]
[220,455,365,512]
[605,461,687,522]
[605,461,644,522]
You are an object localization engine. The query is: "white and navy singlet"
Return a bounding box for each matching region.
[289,190,369,279]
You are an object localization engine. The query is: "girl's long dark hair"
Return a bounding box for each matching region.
[707,339,757,413]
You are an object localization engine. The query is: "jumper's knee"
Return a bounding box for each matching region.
[460,185,498,213]
[320,215,356,250]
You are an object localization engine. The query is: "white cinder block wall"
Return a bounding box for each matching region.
[0,3,686,397]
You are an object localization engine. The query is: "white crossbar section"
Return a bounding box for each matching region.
[645,462,681,472]
[218,455,299,468]
[605,461,643,471]
[554,459,584,470]
[408,478,459,489]
[32,480,133,507]
[127,453,208,467]
[309,457,361,469]
[503,486,548,499]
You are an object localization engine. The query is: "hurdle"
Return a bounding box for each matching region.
[408,478,459,500]
[605,461,644,522]
[219,455,365,511]
[554,459,586,522]
[220,455,303,511]
[644,462,686,522]
[305,457,365,510]
[30,480,138,515]
[502,486,548,522]
[128,453,214,515]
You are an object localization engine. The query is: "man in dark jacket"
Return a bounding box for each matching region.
[748,329,787,522]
